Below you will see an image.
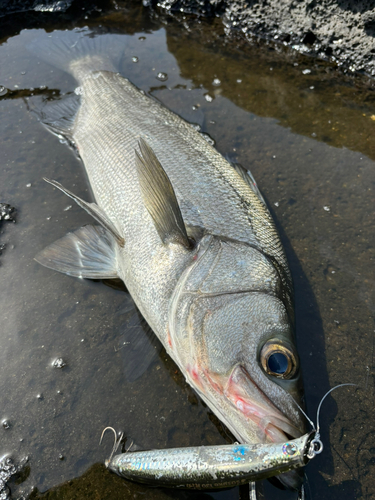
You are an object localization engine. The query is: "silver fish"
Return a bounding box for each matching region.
[32,29,306,489]
[105,432,318,489]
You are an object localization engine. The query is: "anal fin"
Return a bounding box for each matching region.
[35,225,118,279]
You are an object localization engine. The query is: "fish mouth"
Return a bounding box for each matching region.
[230,395,301,443]
[202,364,305,491]
[224,365,302,443]
[188,363,302,445]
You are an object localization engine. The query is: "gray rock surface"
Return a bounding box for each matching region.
[151,0,375,76]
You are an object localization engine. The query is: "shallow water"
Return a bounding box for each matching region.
[0,2,374,499]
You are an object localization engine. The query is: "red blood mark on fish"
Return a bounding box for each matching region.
[186,364,204,390]
[191,366,199,381]
[166,328,172,348]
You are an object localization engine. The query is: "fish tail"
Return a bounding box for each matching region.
[28,28,125,82]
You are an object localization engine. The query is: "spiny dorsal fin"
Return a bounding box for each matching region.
[135,138,191,249]
[35,225,118,279]
[43,178,125,247]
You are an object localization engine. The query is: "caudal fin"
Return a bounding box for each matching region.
[28,28,126,81]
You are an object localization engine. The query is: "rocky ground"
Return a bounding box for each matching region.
[149,0,375,77]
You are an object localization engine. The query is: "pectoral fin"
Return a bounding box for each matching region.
[35,225,118,279]
[135,138,191,249]
[43,178,125,247]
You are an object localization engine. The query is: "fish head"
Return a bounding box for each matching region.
[169,235,306,489]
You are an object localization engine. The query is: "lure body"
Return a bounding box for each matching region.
[107,432,315,489]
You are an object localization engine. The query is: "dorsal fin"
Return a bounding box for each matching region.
[44,178,125,247]
[135,138,191,249]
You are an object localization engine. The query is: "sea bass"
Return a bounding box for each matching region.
[32,29,305,489]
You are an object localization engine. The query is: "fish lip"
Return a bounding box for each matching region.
[197,364,303,445]
[226,365,302,443]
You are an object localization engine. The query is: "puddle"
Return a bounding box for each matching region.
[0,2,374,499]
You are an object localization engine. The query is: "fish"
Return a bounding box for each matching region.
[105,431,317,489]
[31,29,306,489]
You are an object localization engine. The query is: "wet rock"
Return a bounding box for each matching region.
[52,357,67,369]
[145,0,224,17]
[0,0,73,17]
[0,204,15,222]
[150,0,375,76]
[0,456,28,500]
[156,72,168,81]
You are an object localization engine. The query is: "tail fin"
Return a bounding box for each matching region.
[28,28,126,82]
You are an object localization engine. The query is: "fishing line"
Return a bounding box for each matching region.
[298,484,305,500]
[315,383,357,436]
[291,383,357,459]
[249,481,257,500]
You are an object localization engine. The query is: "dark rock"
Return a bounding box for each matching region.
[0,0,73,17]
[151,0,375,76]
[0,456,28,500]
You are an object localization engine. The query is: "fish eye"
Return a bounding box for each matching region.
[260,340,298,379]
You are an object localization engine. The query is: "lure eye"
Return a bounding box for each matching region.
[260,340,298,379]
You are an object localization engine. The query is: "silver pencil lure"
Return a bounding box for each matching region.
[103,431,318,489]
[102,384,356,490]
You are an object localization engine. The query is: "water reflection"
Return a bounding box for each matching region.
[0,3,373,500]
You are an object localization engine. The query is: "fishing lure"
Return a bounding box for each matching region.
[103,430,318,489]
[101,384,355,489]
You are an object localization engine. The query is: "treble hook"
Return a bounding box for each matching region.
[99,426,124,466]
